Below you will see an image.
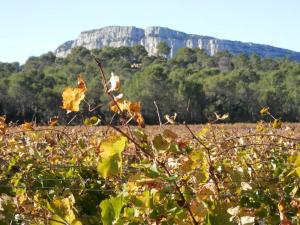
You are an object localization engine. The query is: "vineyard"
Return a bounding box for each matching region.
[0,58,300,225]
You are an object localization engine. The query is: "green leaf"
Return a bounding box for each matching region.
[100,195,124,225]
[97,136,127,178]
[97,154,119,179]
[124,207,134,218]
[204,208,232,225]
[71,220,83,225]
[100,136,127,158]
[295,167,300,178]
[189,151,209,182]
[49,214,67,225]
[83,116,101,126]
[133,129,148,142]
[47,196,83,225]
[152,134,169,151]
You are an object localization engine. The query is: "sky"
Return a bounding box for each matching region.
[0,0,299,64]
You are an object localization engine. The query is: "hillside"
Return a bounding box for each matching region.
[1,46,300,123]
[54,26,300,62]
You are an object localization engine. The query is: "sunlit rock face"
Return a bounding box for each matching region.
[54,26,300,61]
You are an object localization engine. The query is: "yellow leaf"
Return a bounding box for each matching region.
[48,116,59,127]
[260,107,269,116]
[196,127,209,139]
[62,87,85,112]
[128,101,141,113]
[0,115,6,123]
[134,112,145,128]
[256,120,266,132]
[50,195,82,224]
[109,99,145,127]
[109,99,127,113]
[0,115,6,135]
[278,200,292,224]
[272,119,282,129]
[62,75,87,113]
[108,72,120,92]
[278,200,285,213]
[77,74,87,92]
[21,122,34,131]
[100,135,127,158]
[49,214,65,225]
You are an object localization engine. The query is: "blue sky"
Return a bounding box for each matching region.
[0,0,299,64]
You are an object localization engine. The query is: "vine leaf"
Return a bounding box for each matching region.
[48,116,59,127]
[109,99,145,127]
[108,72,120,92]
[21,122,34,130]
[83,116,101,126]
[62,75,87,113]
[164,113,177,124]
[97,136,126,178]
[278,200,292,225]
[0,115,7,135]
[97,154,119,179]
[100,195,124,225]
[260,107,269,116]
[152,134,169,151]
[214,112,229,120]
[48,195,83,225]
[77,74,87,92]
[272,119,282,129]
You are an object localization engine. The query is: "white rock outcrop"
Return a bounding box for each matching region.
[54,26,300,62]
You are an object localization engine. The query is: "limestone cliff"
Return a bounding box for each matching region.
[54,26,300,61]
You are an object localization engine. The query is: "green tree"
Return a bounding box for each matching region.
[156,41,171,58]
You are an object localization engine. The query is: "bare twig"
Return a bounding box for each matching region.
[184,123,221,197]
[93,56,199,225]
[186,98,190,123]
[154,101,162,127]
[83,99,103,112]
[110,125,199,224]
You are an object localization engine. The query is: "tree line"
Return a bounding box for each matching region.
[0,45,299,124]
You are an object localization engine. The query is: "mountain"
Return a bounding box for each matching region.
[54,26,300,61]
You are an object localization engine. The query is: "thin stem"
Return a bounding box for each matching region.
[154,101,162,127]
[94,56,199,225]
[184,123,221,196]
[110,125,198,224]
[83,99,103,112]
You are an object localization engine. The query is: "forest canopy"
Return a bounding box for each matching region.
[0,46,299,124]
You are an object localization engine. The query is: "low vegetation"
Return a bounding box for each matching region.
[0,59,299,224]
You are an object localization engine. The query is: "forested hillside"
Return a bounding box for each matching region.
[1,46,299,124]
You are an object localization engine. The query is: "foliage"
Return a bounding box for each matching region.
[0,46,300,124]
[156,41,171,58]
[0,66,299,225]
[0,119,299,224]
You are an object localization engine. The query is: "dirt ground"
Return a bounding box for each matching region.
[6,123,300,140]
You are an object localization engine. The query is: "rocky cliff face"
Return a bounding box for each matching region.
[54,26,300,61]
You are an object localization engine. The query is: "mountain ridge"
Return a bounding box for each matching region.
[54,26,300,62]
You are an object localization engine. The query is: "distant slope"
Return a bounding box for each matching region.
[54,26,300,62]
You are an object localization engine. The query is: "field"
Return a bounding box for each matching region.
[1,62,300,224]
[1,122,300,225]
